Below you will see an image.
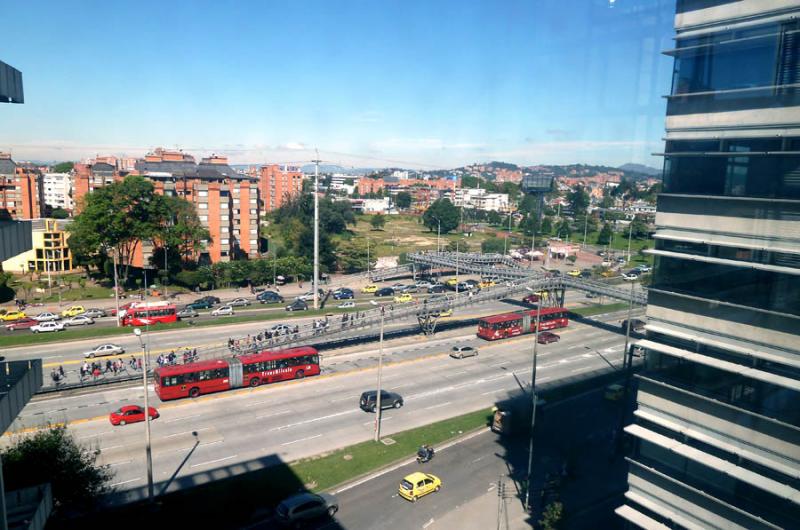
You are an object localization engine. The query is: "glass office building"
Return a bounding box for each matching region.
[617,1,800,528]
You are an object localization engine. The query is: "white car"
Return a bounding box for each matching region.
[270,323,292,335]
[635,265,652,273]
[64,315,95,326]
[337,301,355,309]
[229,298,251,307]
[622,272,640,281]
[415,280,434,289]
[84,343,125,358]
[211,305,234,316]
[31,321,65,333]
[33,312,61,322]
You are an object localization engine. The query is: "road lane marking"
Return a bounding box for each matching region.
[423,518,435,529]
[190,454,237,468]
[78,430,112,439]
[281,434,322,446]
[268,410,355,431]
[362,416,392,425]
[164,427,209,438]
[199,439,223,447]
[164,414,200,423]
[108,460,132,467]
[330,395,356,403]
[488,360,510,367]
[423,402,451,411]
[255,410,292,420]
[111,477,140,487]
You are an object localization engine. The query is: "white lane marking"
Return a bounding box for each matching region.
[164,414,200,423]
[244,400,272,408]
[268,410,356,431]
[78,430,112,439]
[423,518,435,529]
[488,360,510,367]
[255,410,292,420]
[472,456,484,463]
[199,439,223,447]
[190,454,237,468]
[480,389,500,396]
[281,434,322,446]
[164,427,209,439]
[111,477,140,487]
[108,460,132,467]
[423,402,451,411]
[330,395,357,403]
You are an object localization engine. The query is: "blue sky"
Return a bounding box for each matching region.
[2,0,676,169]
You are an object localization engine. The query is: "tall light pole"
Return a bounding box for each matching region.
[312,151,321,310]
[371,301,385,441]
[627,215,634,263]
[366,237,371,281]
[583,214,589,249]
[524,286,542,512]
[133,327,154,502]
[503,211,513,256]
[112,248,121,327]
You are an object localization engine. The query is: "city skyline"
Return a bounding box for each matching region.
[2,0,675,168]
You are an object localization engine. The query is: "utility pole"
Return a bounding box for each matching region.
[524,291,543,512]
[366,237,371,281]
[312,151,321,310]
[583,214,589,249]
[374,306,385,442]
[627,215,634,262]
[503,210,513,256]
[112,249,121,327]
[133,328,154,502]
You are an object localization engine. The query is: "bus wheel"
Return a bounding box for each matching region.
[249,378,260,387]
[189,387,200,398]
[295,370,305,379]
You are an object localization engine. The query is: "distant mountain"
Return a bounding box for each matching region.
[618,163,661,177]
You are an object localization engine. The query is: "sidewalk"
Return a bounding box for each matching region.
[429,482,532,530]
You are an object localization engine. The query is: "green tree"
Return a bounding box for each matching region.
[445,239,469,252]
[555,219,572,239]
[597,222,614,245]
[568,186,590,215]
[540,216,553,235]
[422,199,459,234]
[2,425,112,514]
[481,237,506,254]
[336,239,374,273]
[629,214,650,239]
[538,501,564,530]
[487,210,502,225]
[50,207,69,219]
[519,194,541,216]
[370,213,386,230]
[395,191,412,209]
[52,161,74,173]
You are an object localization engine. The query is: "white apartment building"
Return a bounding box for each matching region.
[42,173,73,211]
[472,192,509,212]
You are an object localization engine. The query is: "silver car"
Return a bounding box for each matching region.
[84,343,125,358]
[211,305,234,317]
[229,298,251,307]
[82,308,107,318]
[450,345,479,359]
[64,315,95,326]
[33,312,61,322]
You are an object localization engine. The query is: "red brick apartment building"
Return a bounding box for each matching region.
[259,164,303,212]
[0,153,43,219]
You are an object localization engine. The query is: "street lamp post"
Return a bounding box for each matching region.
[583,214,589,249]
[313,154,321,310]
[133,328,154,502]
[366,237,371,281]
[112,249,121,327]
[371,302,386,442]
[524,287,543,512]
[627,216,634,262]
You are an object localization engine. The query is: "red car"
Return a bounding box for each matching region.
[5,318,38,331]
[523,294,540,305]
[109,405,159,426]
[537,332,560,344]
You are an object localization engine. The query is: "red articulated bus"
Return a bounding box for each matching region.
[121,301,178,326]
[153,346,321,401]
[477,307,569,341]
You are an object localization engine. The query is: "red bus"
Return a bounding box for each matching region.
[477,307,569,341]
[153,346,320,401]
[121,301,178,326]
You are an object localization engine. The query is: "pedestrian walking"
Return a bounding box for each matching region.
[58,365,65,378]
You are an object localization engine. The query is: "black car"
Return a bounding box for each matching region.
[333,288,354,300]
[622,318,646,332]
[428,284,446,294]
[374,287,395,297]
[580,269,592,278]
[257,291,284,304]
[464,279,480,288]
[196,296,220,306]
[286,299,309,312]
[186,300,213,310]
[359,390,403,412]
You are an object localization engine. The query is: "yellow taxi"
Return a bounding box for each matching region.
[361,284,378,294]
[445,278,459,286]
[479,279,496,288]
[433,308,453,317]
[398,472,442,502]
[61,305,86,317]
[567,269,581,277]
[393,293,413,303]
[0,310,26,322]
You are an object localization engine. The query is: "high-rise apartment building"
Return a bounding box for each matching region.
[0,153,43,220]
[42,173,73,212]
[137,150,261,264]
[259,164,303,212]
[617,1,800,529]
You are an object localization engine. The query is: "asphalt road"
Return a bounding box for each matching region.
[5,312,632,505]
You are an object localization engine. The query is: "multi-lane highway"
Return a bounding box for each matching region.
[5,308,636,507]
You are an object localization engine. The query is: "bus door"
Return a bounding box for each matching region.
[522,313,532,334]
[228,357,244,388]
